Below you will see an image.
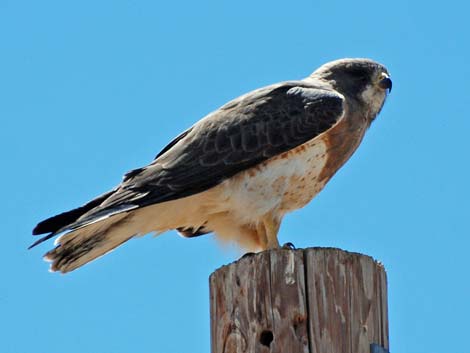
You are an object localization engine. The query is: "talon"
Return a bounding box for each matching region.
[241,251,255,259]
[282,242,296,250]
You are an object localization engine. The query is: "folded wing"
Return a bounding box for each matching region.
[32,81,344,247]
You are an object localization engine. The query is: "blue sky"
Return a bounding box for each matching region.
[1,1,469,352]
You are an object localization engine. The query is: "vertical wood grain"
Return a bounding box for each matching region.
[210,248,388,353]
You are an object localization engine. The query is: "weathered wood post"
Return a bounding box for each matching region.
[210,247,388,353]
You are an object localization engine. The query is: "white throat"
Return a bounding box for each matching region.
[360,84,387,119]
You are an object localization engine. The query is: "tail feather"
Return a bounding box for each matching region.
[44,213,135,273]
[32,189,117,235]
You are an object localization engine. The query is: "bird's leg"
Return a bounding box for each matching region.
[256,221,268,249]
[262,214,281,249]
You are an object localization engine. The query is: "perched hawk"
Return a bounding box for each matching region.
[31,58,392,273]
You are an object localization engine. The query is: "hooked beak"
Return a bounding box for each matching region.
[378,73,392,93]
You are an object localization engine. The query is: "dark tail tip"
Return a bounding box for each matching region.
[32,189,117,236]
[33,211,79,235]
[28,233,56,250]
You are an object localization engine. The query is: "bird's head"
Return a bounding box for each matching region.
[312,58,392,121]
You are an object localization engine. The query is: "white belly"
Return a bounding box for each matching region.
[219,139,329,224]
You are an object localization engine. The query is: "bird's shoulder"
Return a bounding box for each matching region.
[217,79,341,113]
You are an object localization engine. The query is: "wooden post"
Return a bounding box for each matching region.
[209,247,388,353]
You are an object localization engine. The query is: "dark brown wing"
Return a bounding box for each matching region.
[32,81,344,240]
[112,81,344,205]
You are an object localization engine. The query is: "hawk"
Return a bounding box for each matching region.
[31,58,392,273]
